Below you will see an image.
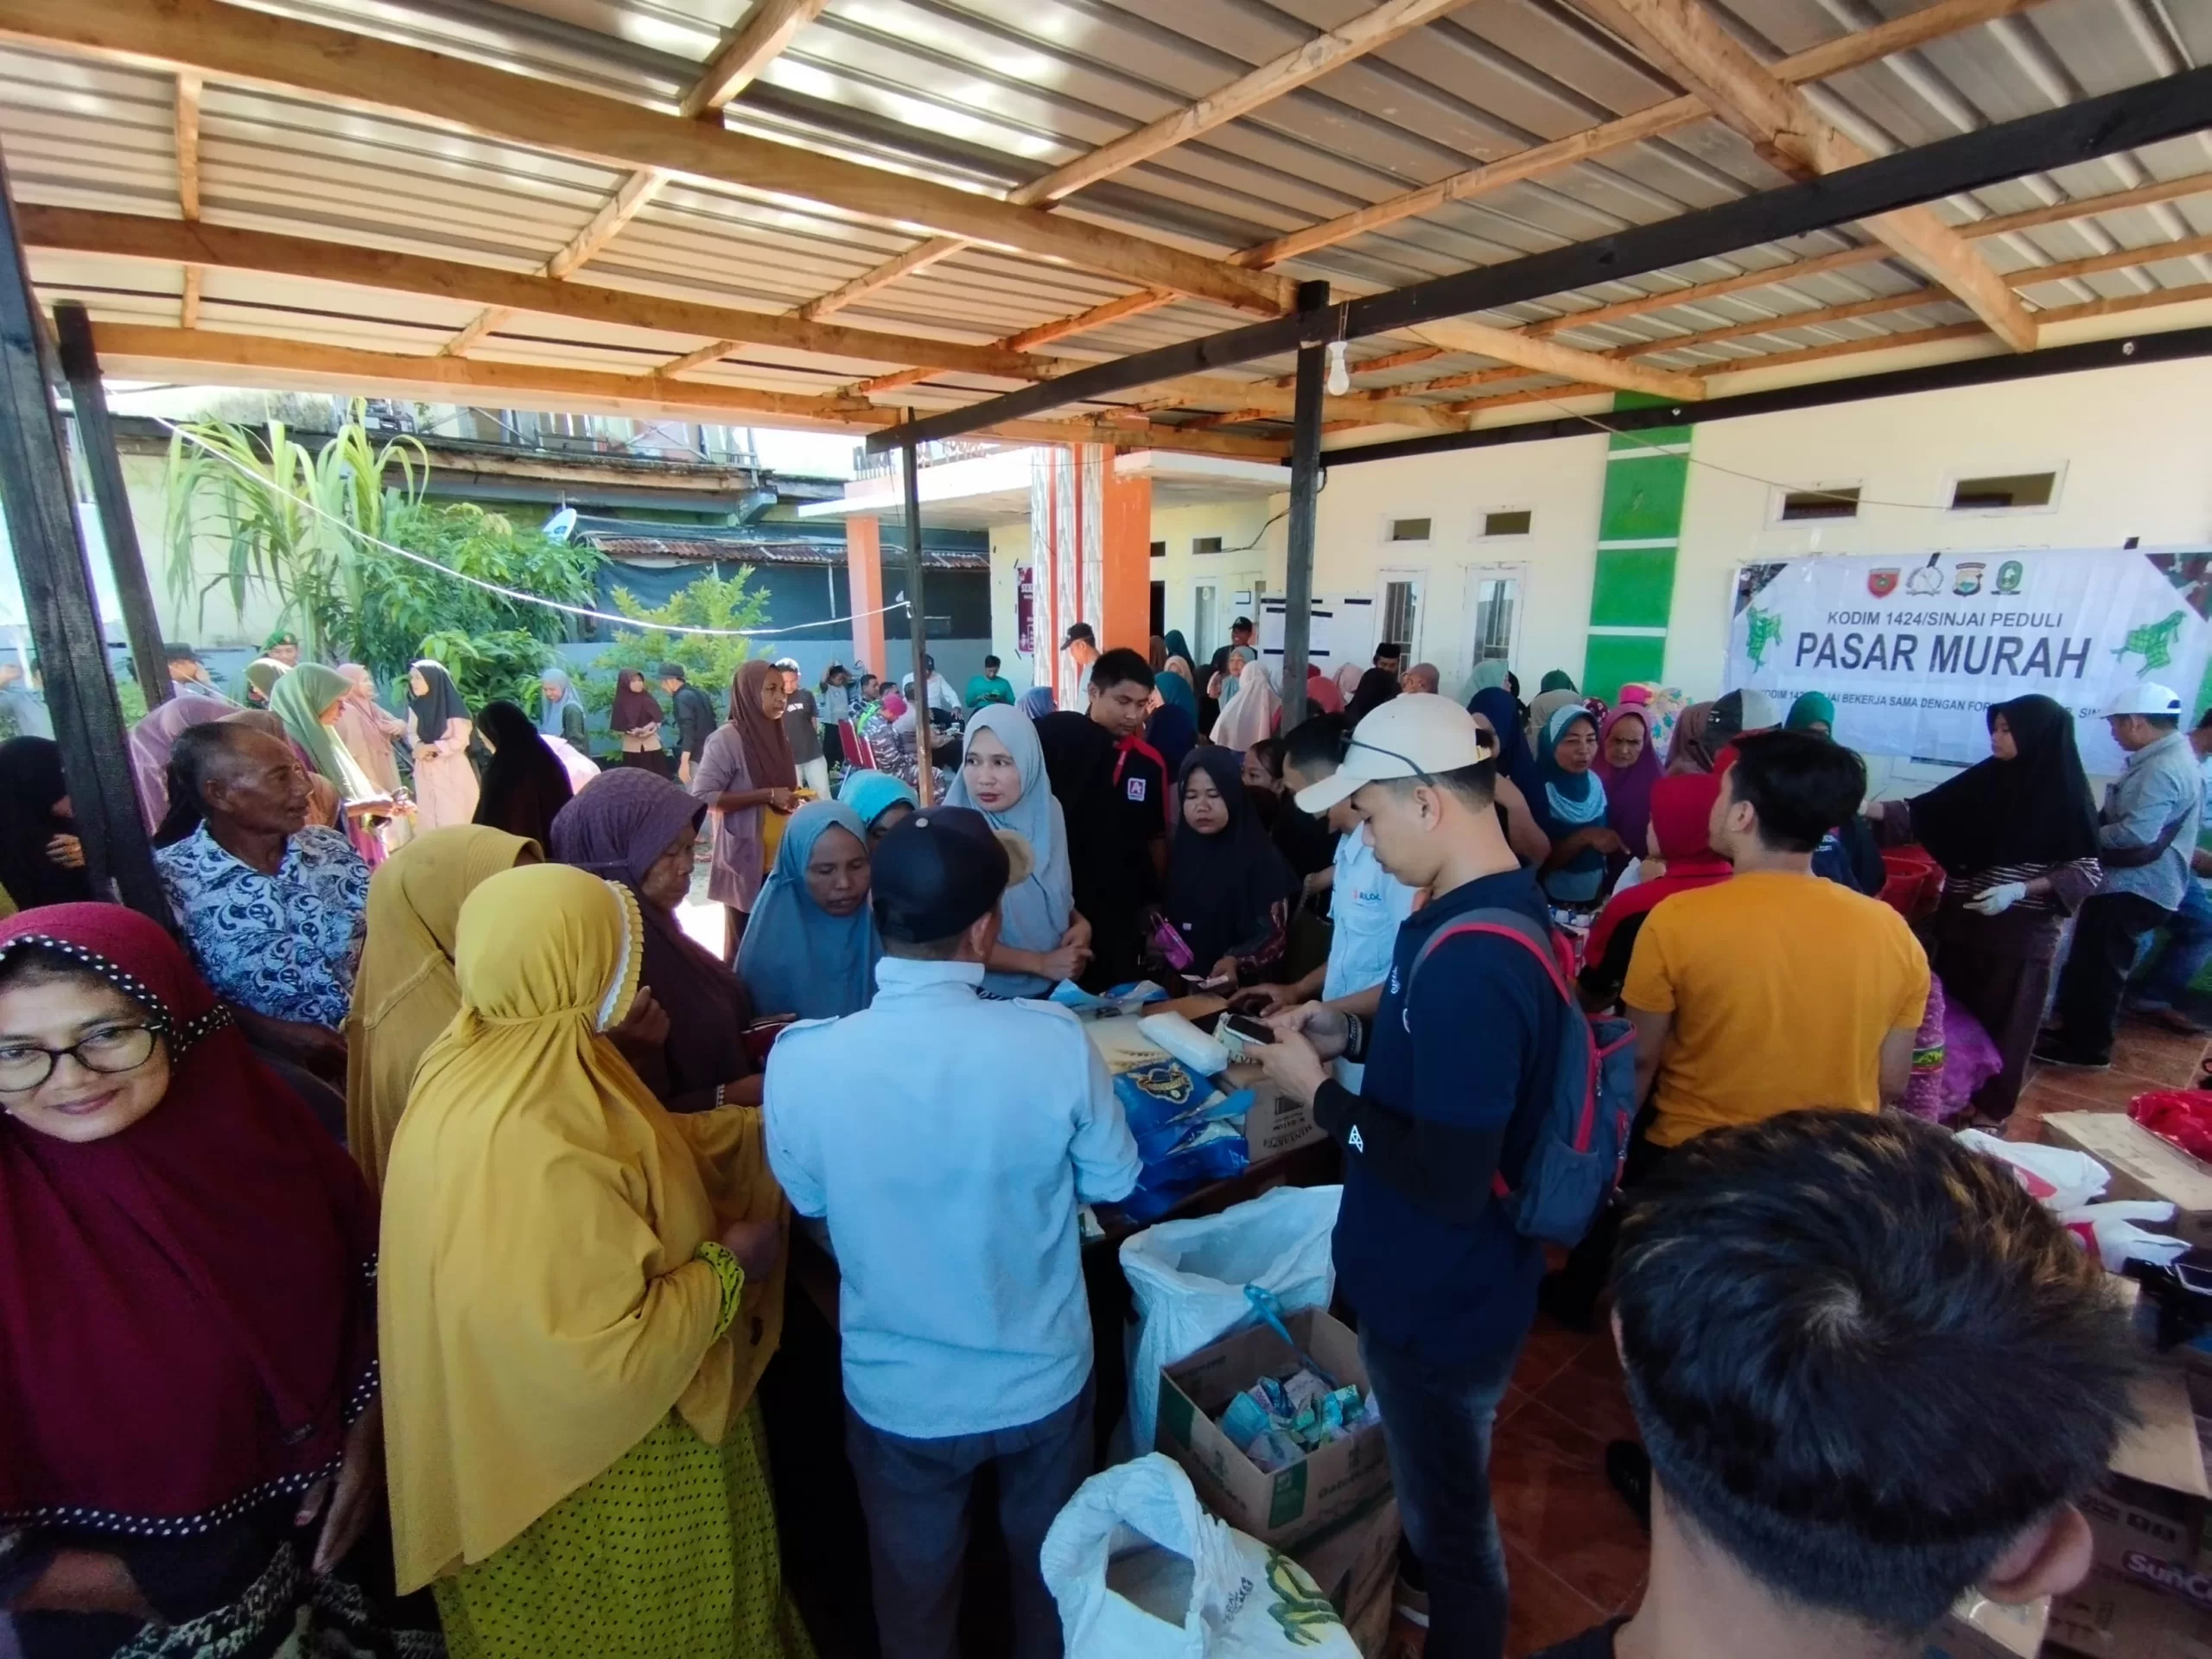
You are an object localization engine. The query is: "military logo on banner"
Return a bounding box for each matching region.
[1726,548,2212,771]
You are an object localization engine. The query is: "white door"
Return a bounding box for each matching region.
[1459,563,1529,696]
[1374,568,1427,663]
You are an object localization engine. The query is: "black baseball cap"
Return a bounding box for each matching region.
[871,806,1032,943]
[163,642,200,662]
[657,662,685,679]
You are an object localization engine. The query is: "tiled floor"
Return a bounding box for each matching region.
[1490,1007,2212,1657]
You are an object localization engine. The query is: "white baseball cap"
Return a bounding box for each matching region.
[2104,682,2183,718]
[1294,693,1495,815]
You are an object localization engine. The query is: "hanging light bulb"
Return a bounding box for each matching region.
[1325,338,1351,397]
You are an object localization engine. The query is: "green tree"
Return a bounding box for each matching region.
[591,569,772,716]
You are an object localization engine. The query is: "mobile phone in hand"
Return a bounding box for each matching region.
[1221,1013,1274,1049]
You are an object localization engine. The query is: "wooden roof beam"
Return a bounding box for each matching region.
[1135,373,1466,431]
[21,207,1103,384]
[0,0,1289,317]
[83,324,1293,458]
[1409,315,1706,397]
[174,72,200,327]
[795,0,1476,321]
[1240,0,2055,270]
[1591,0,2036,351]
[440,0,830,355]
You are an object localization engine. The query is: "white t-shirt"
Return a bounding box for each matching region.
[1322,831,1418,1003]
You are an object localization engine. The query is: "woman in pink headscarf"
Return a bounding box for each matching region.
[1304,663,1344,715]
[127,696,233,830]
[333,664,406,797]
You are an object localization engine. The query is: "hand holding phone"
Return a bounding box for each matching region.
[1221,1013,1274,1049]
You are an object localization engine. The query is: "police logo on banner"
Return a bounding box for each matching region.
[1725,548,2212,772]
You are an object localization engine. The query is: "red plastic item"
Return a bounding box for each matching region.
[1878,847,1945,920]
[2129,1090,2212,1164]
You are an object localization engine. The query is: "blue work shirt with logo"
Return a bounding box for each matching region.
[1313,863,1561,1366]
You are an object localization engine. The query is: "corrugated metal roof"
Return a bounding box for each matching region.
[0,0,2205,448]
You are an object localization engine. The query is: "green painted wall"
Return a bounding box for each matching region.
[1583,391,1690,697]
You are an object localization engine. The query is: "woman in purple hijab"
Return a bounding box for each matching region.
[1593,703,1663,871]
[127,694,234,830]
[546,766,760,1112]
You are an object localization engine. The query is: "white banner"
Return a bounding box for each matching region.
[1726,547,2212,772]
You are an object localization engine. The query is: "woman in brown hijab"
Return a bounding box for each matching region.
[611,668,668,773]
[688,659,798,960]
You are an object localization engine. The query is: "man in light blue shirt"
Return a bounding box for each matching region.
[2130,707,2212,1033]
[766,804,1140,1659]
[2042,682,2203,1069]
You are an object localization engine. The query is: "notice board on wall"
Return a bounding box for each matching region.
[1724,547,2212,772]
[1259,593,1374,675]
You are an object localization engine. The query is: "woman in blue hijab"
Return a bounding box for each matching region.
[1018,684,1057,720]
[837,769,917,846]
[1468,685,1538,799]
[944,703,1085,996]
[1529,703,1616,905]
[736,798,882,1019]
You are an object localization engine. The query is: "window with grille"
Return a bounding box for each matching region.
[1381,581,1421,653]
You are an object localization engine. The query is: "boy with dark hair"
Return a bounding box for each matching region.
[1056,647,1166,988]
[659,663,716,785]
[964,654,1015,712]
[2130,702,2212,1033]
[2043,681,2203,1066]
[1535,1109,2139,1658]
[1373,640,1404,671]
[766,806,1141,1659]
[1257,695,1569,1658]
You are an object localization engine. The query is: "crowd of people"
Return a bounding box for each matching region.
[0,614,2183,1659]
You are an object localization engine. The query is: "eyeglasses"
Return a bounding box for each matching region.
[0,1024,161,1091]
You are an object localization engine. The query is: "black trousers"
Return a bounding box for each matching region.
[2050,890,2172,1062]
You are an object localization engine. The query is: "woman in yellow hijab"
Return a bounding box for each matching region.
[342,824,539,1199]
[378,861,805,1658]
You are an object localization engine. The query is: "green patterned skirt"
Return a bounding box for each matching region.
[432,1401,812,1659]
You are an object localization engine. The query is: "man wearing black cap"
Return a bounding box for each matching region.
[163,643,230,702]
[765,807,1141,1659]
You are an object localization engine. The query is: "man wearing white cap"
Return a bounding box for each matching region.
[2038,681,2202,1068]
[1255,693,1567,1659]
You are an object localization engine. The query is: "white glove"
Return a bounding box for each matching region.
[1966,880,2028,916]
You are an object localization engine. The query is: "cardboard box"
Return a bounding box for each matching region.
[2086,1369,2212,1590]
[1922,1592,2046,1659]
[1288,1494,1399,1657]
[2049,1565,2212,1658]
[1224,1060,1327,1159]
[2042,1113,2212,1244]
[1156,1307,1393,1548]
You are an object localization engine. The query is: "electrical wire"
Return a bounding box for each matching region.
[157,416,914,639]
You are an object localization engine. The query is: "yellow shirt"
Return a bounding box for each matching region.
[1622,870,1930,1148]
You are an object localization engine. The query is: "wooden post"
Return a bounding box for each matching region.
[0,152,164,916]
[1279,280,1329,728]
[54,301,170,709]
[899,425,935,806]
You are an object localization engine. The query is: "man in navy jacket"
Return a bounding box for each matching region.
[1259,693,1566,1659]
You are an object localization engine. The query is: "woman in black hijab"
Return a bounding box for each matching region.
[1344,667,1400,727]
[1154,747,1299,990]
[472,699,575,849]
[1868,693,2102,1122]
[0,736,92,908]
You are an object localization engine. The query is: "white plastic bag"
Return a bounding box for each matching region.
[1120,1185,1340,1458]
[1042,1454,1360,1659]
[1955,1129,2111,1212]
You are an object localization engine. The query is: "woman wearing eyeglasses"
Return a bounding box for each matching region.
[0,904,438,1658]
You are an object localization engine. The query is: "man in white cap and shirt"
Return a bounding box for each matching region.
[1254,693,1568,1659]
[2039,681,2204,1068]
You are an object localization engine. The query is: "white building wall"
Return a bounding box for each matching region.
[987,521,1035,694]
[1148,498,1281,666]
[1137,358,2212,712]
[1666,356,2212,697]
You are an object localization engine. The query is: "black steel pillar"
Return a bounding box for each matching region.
[1278,280,1329,729]
[899,423,935,806]
[54,302,170,711]
[0,149,165,916]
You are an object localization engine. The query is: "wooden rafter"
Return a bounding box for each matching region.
[174,72,201,327]
[679,0,829,119]
[0,0,1291,317]
[438,0,830,355]
[1243,0,2054,270]
[1408,317,1704,398]
[955,0,2060,369]
[836,289,1180,396]
[19,207,1093,382]
[1592,0,2036,351]
[1136,374,1466,432]
[85,324,1292,459]
[796,0,1478,322]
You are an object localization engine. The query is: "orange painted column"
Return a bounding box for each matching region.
[845,513,887,677]
[1097,450,1152,655]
